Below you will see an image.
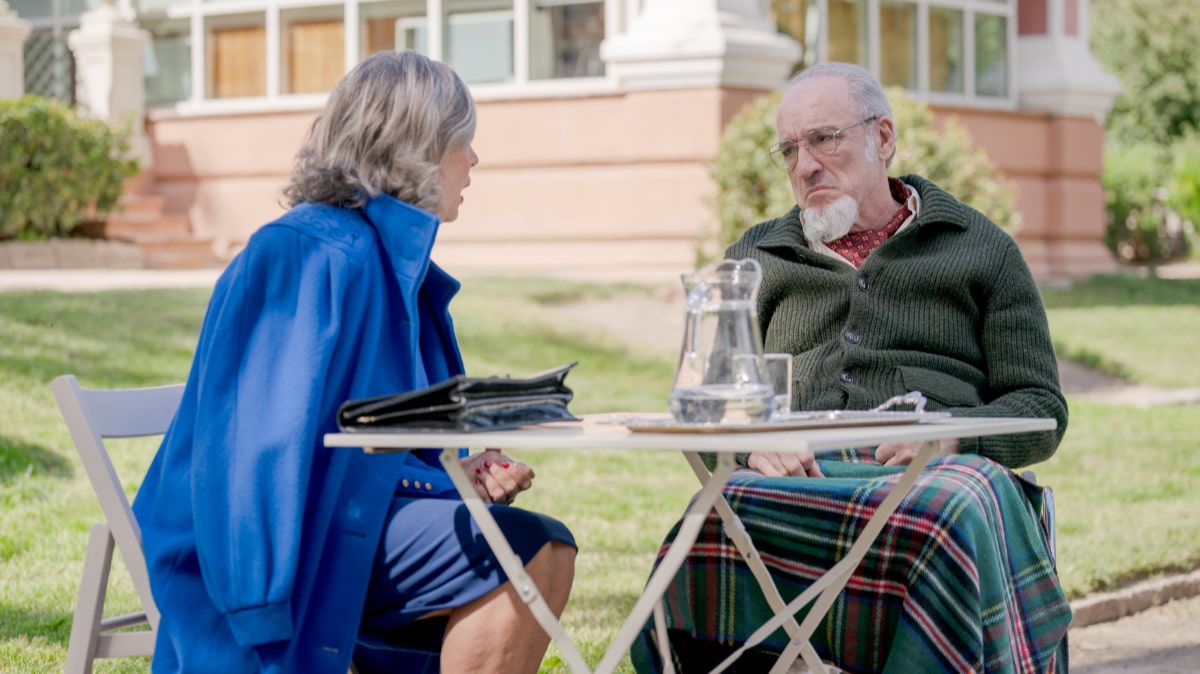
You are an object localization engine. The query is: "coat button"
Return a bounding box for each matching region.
[857,276,869,291]
[839,371,853,384]
[845,330,860,344]
[401,479,410,488]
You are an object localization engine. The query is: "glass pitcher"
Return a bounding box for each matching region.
[669,258,773,424]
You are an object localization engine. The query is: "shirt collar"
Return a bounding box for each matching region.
[809,180,922,266]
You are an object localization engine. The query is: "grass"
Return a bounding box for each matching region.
[0,272,1197,672]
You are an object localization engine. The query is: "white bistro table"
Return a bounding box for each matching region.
[325,414,1055,674]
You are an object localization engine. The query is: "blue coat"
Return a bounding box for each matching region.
[132,194,465,673]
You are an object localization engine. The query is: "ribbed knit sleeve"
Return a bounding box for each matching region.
[726,175,1067,469]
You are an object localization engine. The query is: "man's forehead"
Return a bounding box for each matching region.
[776,77,855,134]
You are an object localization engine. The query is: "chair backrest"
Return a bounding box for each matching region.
[51,374,186,629]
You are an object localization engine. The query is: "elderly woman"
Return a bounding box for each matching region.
[132,51,576,674]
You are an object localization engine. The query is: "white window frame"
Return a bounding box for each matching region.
[143,0,619,118]
[811,0,1017,110]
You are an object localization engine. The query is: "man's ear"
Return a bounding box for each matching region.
[877,116,897,167]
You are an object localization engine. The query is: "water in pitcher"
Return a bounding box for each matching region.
[669,383,773,424]
[670,261,773,424]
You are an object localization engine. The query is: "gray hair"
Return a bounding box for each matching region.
[283,50,476,212]
[789,62,894,165]
[790,62,892,123]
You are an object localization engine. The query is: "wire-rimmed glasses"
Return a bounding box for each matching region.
[768,116,879,171]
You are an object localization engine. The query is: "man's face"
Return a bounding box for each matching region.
[775,76,892,228]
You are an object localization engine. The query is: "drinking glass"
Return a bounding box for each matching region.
[763,353,793,418]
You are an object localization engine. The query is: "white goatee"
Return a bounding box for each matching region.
[800,195,859,243]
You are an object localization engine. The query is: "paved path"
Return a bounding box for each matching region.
[1071,595,1200,673]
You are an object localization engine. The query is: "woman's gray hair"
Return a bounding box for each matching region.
[283,50,476,212]
[790,62,894,165]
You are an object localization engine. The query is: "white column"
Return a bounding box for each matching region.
[67,0,152,169]
[600,0,800,91]
[1016,0,1120,119]
[0,0,32,100]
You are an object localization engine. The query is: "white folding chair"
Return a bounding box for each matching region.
[52,374,185,674]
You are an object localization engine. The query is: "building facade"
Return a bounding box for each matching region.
[2,0,1120,280]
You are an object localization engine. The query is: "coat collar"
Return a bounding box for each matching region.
[361,192,443,287]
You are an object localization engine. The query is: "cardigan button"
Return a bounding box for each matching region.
[857,276,869,292]
[839,371,854,384]
[844,330,860,344]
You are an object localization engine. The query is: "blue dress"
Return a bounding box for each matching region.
[132,194,574,673]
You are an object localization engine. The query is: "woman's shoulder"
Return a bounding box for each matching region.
[261,203,373,250]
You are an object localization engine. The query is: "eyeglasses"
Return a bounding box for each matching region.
[768,116,879,171]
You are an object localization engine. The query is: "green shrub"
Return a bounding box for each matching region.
[705,87,1020,261]
[1167,132,1200,257]
[0,95,139,240]
[1102,142,1192,264]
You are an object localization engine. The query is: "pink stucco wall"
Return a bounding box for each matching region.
[145,86,1113,282]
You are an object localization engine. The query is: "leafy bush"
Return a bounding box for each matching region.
[705,87,1019,260]
[0,95,138,240]
[1091,0,1200,146]
[1167,132,1200,253]
[1102,142,1193,264]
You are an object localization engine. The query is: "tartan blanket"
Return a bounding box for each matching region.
[631,450,1070,674]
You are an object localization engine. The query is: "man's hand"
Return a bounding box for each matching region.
[874,438,959,467]
[460,448,534,504]
[746,451,824,477]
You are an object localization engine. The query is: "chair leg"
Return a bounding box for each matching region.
[66,524,116,674]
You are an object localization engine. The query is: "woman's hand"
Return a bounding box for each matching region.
[874,438,959,466]
[459,448,534,505]
[746,451,824,477]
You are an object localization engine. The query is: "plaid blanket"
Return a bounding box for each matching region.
[631,450,1070,674]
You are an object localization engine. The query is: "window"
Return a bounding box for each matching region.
[929,6,963,93]
[282,6,346,94]
[772,0,1014,104]
[136,0,611,108]
[360,0,427,58]
[975,12,1008,98]
[445,2,514,84]
[827,0,864,65]
[206,14,266,99]
[530,0,605,80]
[142,18,191,105]
[879,0,916,90]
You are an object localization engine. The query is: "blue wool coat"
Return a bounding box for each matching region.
[132,194,465,673]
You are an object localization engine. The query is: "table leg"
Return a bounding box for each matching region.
[679,453,816,674]
[705,440,941,674]
[592,454,740,674]
[437,448,591,673]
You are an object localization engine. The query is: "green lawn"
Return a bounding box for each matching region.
[0,273,1196,672]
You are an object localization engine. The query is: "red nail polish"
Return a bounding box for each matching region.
[475,467,482,474]
[502,462,511,469]
[484,461,492,468]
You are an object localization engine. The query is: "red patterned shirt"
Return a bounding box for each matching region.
[827,178,914,268]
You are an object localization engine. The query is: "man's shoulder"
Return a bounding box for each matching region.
[727,205,803,255]
[900,174,1012,239]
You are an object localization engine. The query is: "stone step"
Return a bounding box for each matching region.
[103,212,192,238]
[127,234,217,270]
[116,193,168,217]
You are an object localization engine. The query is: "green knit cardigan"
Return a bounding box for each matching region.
[726,174,1067,469]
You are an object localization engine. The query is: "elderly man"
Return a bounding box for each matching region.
[632,63,1071,674]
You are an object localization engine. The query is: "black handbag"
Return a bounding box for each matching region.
[337,362,579,432]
